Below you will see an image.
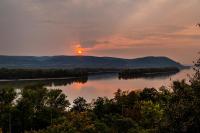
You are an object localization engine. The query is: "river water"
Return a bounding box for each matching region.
[0,68,193,103]
[46,68,193,103]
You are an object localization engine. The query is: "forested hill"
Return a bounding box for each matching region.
[0,55,184,69]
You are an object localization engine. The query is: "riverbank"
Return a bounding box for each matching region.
[0,67,186,81]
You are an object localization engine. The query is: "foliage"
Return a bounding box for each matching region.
[119,67,180,79]
[0,85,70,133]
[72,97,88,112]
[0,68,88,79]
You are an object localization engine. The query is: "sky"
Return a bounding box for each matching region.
[0,0,200,64]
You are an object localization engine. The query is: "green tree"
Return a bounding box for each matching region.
[15,85,70,133]
[72,97,88,112]
[139,88,159,102]
[139,101,163,131]
[0,87,16,133]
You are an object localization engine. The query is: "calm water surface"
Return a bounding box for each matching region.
[47,68,193,103]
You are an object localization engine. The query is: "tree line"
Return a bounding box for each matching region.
[0,68,88,79]
[119,67,180,79]
[0,67,181,80]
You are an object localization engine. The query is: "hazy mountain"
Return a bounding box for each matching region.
[0,55,184,69]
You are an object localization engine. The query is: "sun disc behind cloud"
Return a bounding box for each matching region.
[76,47,84,55]
[77,49,83,54]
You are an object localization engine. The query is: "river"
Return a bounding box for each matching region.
[46,68,193,103]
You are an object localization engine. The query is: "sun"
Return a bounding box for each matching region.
[77,49,82,54]
[74,43,84,55]
[76,47,83,55]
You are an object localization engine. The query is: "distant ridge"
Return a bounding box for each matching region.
[0,55,184,69]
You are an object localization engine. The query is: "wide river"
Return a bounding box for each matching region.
[48,68,193,103]
[0,68,193,103]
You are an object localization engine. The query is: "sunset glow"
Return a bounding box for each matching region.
[76,47,84,55]
[0,0,200,64]
[77,49,82,54]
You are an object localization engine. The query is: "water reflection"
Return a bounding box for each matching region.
[89,73,118,80]
[0,77,88,88]
[0,69,193,103]
[49,68,193,103]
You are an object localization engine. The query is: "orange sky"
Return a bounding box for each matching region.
[0,0,200,64]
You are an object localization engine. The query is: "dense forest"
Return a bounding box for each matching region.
[0,68,88,80]
[0,67,181,80]
[119,67,180,79]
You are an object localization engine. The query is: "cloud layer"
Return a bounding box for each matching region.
[0,0,200,64]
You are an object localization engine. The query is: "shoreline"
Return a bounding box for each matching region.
[0,71,118,82]
[0,68,190,82]
[0,76,83,82]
